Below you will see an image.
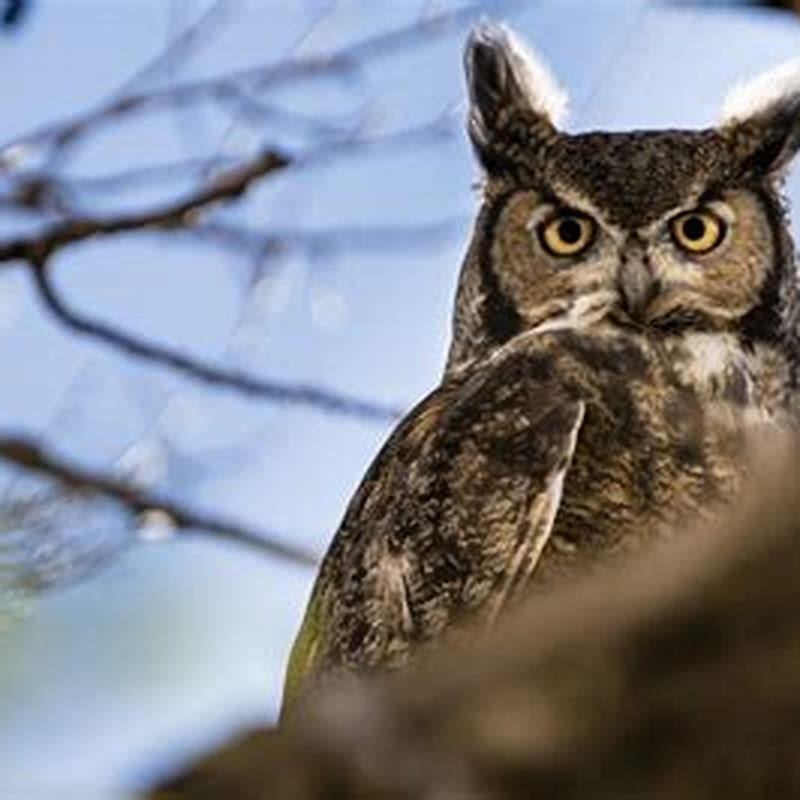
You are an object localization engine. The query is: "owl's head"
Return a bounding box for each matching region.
[448,23,800,374]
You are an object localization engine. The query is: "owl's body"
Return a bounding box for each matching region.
[283,24,800,708]
[284,325,790,694]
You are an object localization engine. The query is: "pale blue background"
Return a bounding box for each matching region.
[0,1,798,797]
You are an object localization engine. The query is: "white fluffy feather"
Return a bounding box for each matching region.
[473,22,568,127]
[722,55,800,123]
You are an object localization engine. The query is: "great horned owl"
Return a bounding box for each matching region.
[282,24,800,710]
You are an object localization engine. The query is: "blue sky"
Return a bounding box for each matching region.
[0,1,799,796]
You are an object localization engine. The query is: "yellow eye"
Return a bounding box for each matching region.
[671,209,725,254]
[540,213,595,257]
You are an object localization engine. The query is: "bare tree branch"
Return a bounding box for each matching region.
[212,85,357,138]
[0,435,318,567]
[0,157,237,211]
[0,147,290,265]
[151,455,800,799]
[669,0,800,10]
[0,108,457,223]
[0,109,457,260]
[190,218,465,258]
[115,0,233,96]
[0,108,457,424]
[0,2,491,167]
[30,263,402,422]
[0,3,475,596]
[1,0,30,30]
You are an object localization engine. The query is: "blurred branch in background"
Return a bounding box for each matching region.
[764,0,800,9]
[0,3,488,594]
[31,264,404,420]
[0,436,317,572]
[0,2,482,169]
[152,454,800,799]
[1,0,31,30]
[745,0,800,9]
[671,0,800,12]
[2,132,459,421]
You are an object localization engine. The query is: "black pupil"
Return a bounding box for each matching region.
[558,218,583,245]
[682,215,707,242]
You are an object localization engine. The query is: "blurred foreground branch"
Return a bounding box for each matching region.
[153,455,800,798]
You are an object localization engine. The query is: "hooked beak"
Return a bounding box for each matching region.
[617,255,659,322]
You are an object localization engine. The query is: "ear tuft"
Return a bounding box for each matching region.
[722,56,800,125]
[721,56,800,177]
[464,22,567,158]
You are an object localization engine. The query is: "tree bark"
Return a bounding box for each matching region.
[152,454,800,799]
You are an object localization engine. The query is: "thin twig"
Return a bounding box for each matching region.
[0,147,290,264]
[0,125,454,422]
[0,435,318,566]
[30,263,402,422]
[0,2,487,166]
[23,156,238,195]
[189,218,465,256]
[116,0,233,95]
[0,112,456,266]
[212,85,353,137]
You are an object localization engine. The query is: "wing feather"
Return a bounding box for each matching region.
[282,347,586,713]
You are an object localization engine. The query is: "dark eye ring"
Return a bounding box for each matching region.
[539,212,595,257]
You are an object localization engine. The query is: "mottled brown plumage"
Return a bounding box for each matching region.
[282,23,800,710]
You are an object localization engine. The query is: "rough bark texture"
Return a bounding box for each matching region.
[151,455,800,799]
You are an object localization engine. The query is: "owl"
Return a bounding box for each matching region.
[282,24,800,711]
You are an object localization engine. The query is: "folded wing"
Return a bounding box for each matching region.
[282,350,585,712]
